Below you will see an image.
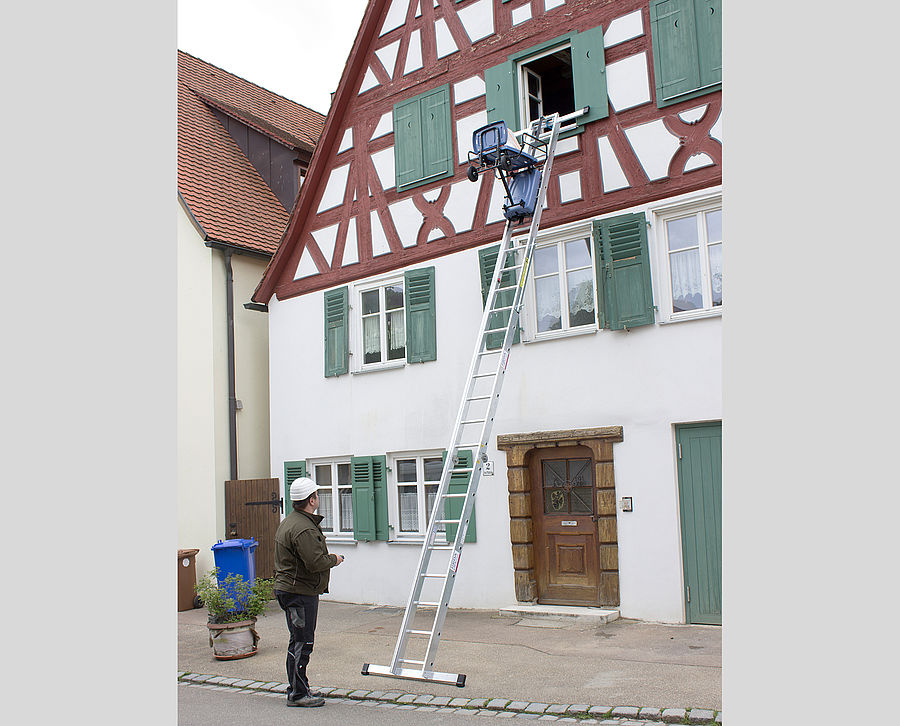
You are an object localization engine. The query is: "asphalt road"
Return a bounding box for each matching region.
[178,682,498,726]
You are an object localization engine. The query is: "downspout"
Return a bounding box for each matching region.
[224,249,238,481]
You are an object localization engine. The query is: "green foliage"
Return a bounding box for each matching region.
[195,568,275,624]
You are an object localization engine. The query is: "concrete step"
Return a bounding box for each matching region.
[498,603,620,624]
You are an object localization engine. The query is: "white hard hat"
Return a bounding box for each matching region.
[290,477,320,502]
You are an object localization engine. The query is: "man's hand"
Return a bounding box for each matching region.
[335,554,345,565]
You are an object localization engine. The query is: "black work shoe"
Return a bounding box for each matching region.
[286,696,325,708]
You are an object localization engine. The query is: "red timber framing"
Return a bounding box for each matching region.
[253,0,722,305]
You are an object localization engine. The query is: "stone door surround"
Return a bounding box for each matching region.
[497,426,623,605]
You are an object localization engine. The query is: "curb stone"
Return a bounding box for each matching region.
[176,673,720,722]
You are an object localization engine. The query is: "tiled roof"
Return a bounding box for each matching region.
[177,51,325,256]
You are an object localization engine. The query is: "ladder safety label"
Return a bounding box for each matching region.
[450,551,461,573]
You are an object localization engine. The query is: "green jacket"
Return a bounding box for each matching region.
[273,509,338,595]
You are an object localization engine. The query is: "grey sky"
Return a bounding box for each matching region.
[177,0,370,114]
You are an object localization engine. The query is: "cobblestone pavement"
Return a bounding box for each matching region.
[178,672,722,724]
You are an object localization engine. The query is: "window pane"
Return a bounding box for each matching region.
[534,245,559,277]
[706,209,722,243]
[397,459,417,483]
[542,460,566,488]
[564,238,592,269]
[398,486,419,532]
[542,460,567,514]
[361,290,380,315]
[529,97,541,121]
[566,268,595,328]
[709,243,723,307]
[544,486,567,513]
[536,276,561,332]
[669,248,702,312]
[315,465,332,488]
[570,487,593,513]
[384,284,404,311]
[569,459,591,486]
[318,489,334,530]
[425,484,443,532]
[337,463,351,486]
[424,457,443,481]
[387,309,406,361]
[339,488,353,532]
[363,315,381,363]
[666,216,699,250]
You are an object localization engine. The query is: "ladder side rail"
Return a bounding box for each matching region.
[420,115,563,671]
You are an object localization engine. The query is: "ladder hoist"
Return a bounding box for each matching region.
[362,107,588,688]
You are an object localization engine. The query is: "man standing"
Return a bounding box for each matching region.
[273,477,345,708]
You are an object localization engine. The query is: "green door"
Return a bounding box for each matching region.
[676,422,722,625]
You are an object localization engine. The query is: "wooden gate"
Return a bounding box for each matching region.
[224,478,282,581]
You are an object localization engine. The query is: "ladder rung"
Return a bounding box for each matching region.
[399,659,426,665]
[441,493,467,499]
[420,573,446,578]
[435,519,461,524]
[489,304,514,313]
[466,395,492,401]
[471,373,495,379]
[460,419,485,425]
[477,350,502,356]
[415,601,440,607]
[406,630,432,636]
[429,545,456,549]
[457,442,482,447]
[484,327,509,334]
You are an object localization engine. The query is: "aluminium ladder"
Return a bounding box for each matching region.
[362,108,586,688]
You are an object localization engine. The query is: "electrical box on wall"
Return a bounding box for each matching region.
[619,496,633,512]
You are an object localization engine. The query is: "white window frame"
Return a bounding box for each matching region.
[517,42,574,130]
[517,220,600,343]
[388,450,446,542]
[308,457,355,541]
[350,271,407,373]
[651,194,723,324]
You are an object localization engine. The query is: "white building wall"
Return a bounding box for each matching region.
[267,194,721,623]
[177,201,219,576]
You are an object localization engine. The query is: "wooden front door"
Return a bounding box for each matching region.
[530,446,602,606]
[224,478,281,580]
[676,423,722,625]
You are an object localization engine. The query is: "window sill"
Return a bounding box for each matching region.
[351,360,406,375]
[324,536,358,546]
[657,307,723,325]
[523,325,598,344]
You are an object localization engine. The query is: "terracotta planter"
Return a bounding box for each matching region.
[207,618,259,660]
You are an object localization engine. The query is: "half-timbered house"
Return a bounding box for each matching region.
[253,0,722,624]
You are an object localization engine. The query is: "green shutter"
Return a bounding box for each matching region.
[650,0,720,107]
[593,213,655,330]
[283,460,307,515]
[442,449,476,543]
[324,286,349,377]
[351,455,388,541]
[477,245,520,349]
[394,86,453,192]
[394,96,424,190]
[405,266,437,363]
[484,61,518,128]
[571,25,608,123]
[694,0,722,87]
[420,86,453,182]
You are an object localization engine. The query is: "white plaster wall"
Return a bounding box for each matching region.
[266,194,721,622]
[177,201,220,576]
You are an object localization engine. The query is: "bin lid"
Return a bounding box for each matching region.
[178,548,200,558]
[211,537,258,551]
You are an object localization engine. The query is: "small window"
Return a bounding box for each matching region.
[312,460,353,537]
[653,197,722,321]
[519,46,576,128]
[360,281,406,366]
[393,84,453,192]
[394,454,445,538]
[531,236,597,335]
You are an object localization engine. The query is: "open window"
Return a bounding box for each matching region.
[485,27,607,133]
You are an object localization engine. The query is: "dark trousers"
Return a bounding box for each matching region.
[275,590,319,701]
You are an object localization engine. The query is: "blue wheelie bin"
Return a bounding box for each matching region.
[211,538,258,586]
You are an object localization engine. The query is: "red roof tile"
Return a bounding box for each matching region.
[177,51,325,256]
